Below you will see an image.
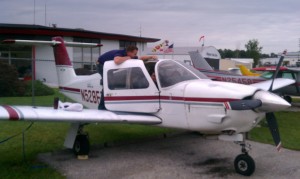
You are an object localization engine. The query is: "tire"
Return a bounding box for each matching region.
[234,154,255,176]
[283,96,292,103]
[73,134,90,156]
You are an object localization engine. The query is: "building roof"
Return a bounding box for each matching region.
[0,23,160,42]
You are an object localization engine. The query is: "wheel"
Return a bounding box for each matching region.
[234,154,255,176]
[73,134,90,156]
[283,96,292,103]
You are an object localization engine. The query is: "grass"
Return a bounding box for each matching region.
[249,111,300,151]
[292,97,300,103]
[0,89,173,179]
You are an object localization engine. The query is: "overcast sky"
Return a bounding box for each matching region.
[1,0,300,53]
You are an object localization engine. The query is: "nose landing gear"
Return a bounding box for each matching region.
[234,141,255,176]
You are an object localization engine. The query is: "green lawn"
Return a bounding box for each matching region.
[0,90,173,179]
[292,97,300,103]
[249,111,300,151]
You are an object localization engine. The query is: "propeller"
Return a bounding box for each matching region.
[268,50,287,91]
[266,50,287,151]
[266,113,282,151]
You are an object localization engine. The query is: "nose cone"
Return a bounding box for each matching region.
[253,91,290,112]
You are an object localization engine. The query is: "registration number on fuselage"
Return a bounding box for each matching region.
[220,77,256,84]
[81,89,100,104]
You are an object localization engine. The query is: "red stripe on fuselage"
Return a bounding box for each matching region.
[105,96,159,101]
[59,86,80,93]
[105,95,239,103]
[58,86,240,103]
[3,105,19,121]
[184,97,238,102]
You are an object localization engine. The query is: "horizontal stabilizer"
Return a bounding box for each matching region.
[250,78,295,91]
[0,105,161,124]
[2,39,102,47]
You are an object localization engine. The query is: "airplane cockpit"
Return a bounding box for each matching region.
[103,59,210,113]
[145,59,209,88]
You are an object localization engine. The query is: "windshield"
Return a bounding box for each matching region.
[157,60,208,88]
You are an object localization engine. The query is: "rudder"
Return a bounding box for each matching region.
[52,37,76,86]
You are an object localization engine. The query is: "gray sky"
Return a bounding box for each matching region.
[1,0,300,53]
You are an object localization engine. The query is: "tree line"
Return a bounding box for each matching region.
[218,39,278,66]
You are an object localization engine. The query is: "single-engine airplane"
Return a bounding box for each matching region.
[189,51,297,102]
[0,37,294,176]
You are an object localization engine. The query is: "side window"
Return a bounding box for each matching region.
[282,72,294,79]
[108,67,149,90]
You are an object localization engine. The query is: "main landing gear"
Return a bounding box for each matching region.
[72,125,90,156]
[234,140,255,176]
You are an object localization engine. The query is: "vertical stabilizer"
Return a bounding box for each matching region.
[237,65,260,77]
[189,51,214,70]
[52,37,76,86]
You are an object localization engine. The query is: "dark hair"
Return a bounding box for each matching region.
[126,46,138,52]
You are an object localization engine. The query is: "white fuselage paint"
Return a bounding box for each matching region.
[55,60,275,135]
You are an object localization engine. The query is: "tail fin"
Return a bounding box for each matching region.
[52,37,73,66]
[52,37,77,86]
[2,36,102,86]
[237,65,260,77]
[188,51,213,71]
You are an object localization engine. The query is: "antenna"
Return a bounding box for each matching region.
[298,38,300,61]
[139,24,142,56]
[33,0,36,24]
[45,1,47,26]
[236,41,241,58]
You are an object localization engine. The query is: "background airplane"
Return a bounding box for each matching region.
[0,37,293,176]
[237,64,261,77]
[253,66,300,103]
[189,51,297,102]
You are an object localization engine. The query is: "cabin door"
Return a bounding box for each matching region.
[103,60,160,113]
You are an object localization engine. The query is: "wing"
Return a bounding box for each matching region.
[250,78,295,91]
[0,105,161,124]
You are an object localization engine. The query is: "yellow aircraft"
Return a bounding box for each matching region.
[237,65,261,77]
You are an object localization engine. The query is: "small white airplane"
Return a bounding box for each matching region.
[0,37,294,176]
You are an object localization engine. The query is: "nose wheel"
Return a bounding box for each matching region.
[234,153,255,176]
[234,141,255,176]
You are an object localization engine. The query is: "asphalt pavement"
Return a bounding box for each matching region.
[38,132,300,179]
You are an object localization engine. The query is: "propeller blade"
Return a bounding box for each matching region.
[224,99,262,110]
[266,112,282,151]
[269,50,287,91]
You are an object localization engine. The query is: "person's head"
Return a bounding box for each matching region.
[126,46,138,58]
[151,71,156,82]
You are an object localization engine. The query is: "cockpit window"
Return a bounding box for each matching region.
[176,61,209,79]
[108,67,149,90]
[157,60,208,88]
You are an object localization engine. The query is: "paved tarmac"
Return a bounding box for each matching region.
[38,132,300,179]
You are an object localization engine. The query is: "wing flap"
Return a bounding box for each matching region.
[0,106,161,124]
[250,78,295,91]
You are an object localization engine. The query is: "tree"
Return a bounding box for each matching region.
[0,61,25,96]
[239,50,247,58]
[270,52,278,58]
[245,39,262,67]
